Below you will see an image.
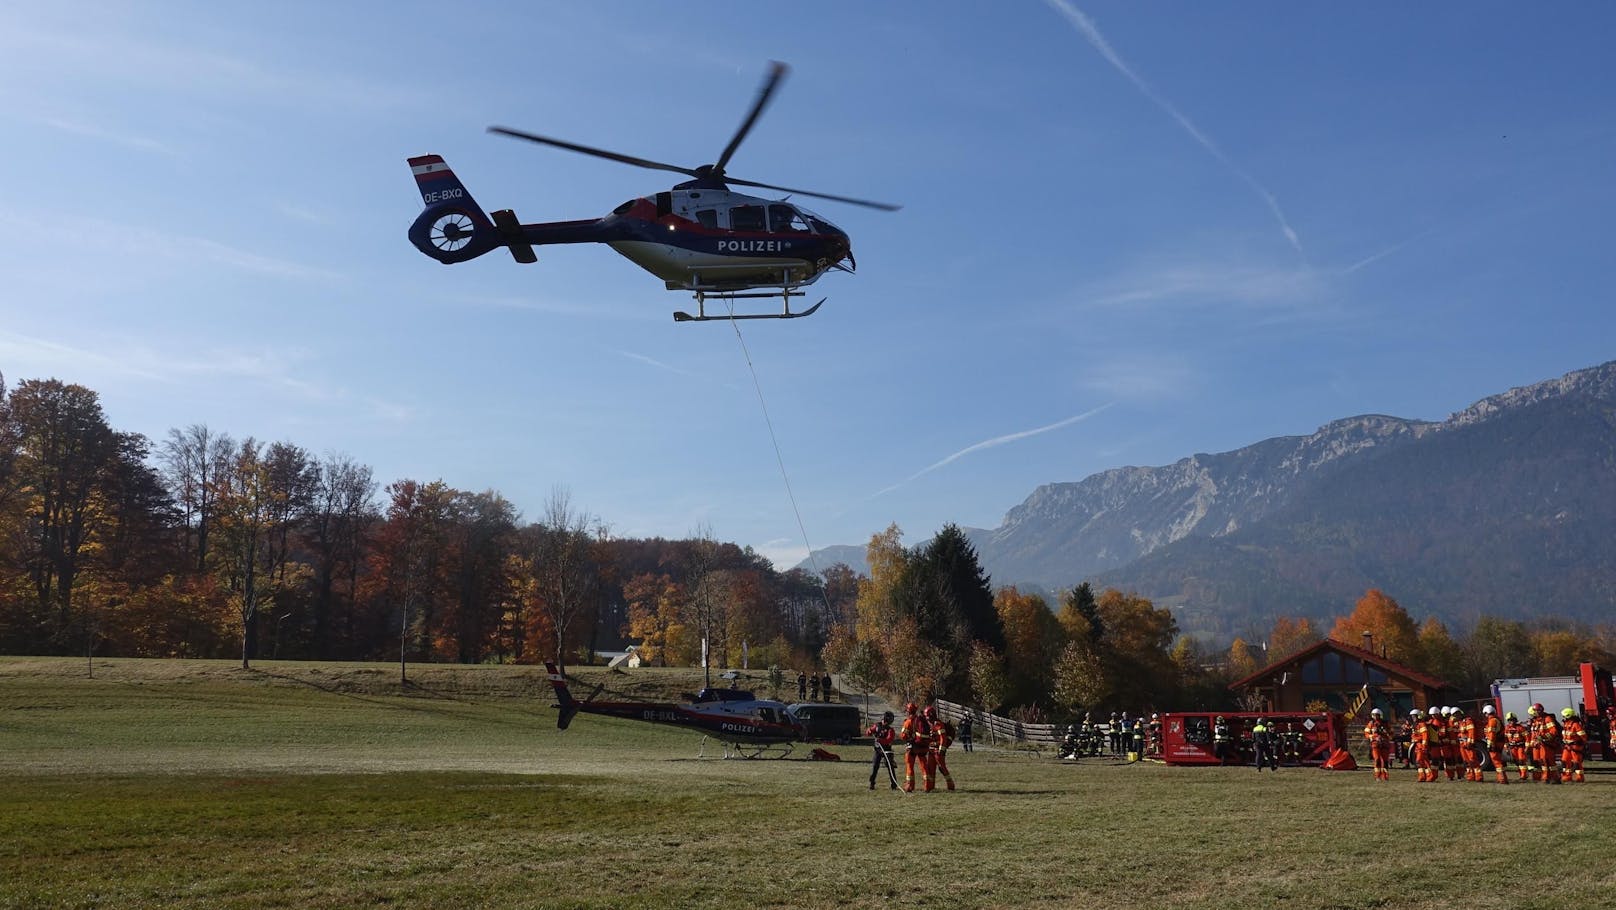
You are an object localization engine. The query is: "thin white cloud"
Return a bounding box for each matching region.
[0,23,433,113]
[1084,260,1328,311]
[1043,0,1303,254]
[0,209,340,283]
[0,331,412,422]
[610,348,696,376]
[41,117,177,156]
[873,404,1114,498]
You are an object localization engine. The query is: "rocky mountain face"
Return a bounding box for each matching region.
[802,361,1616,635]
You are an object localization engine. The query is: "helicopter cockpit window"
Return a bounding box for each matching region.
[612,199,637,216]
[729,205,765,232]
[694,209,719,229]
[769,205,810,233]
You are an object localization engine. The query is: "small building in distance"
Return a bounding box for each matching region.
[1229,637,1451,718]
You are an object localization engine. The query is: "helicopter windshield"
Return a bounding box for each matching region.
[795,205,842,236]
[768,204,811,233]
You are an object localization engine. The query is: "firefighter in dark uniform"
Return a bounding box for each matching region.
[1252,717,1279,771]
[1213,716,1233,765]
[1394,712,1414,768]
[1281,721,1304,765]
[1108,712,1122,755]
[1147,713,1163,758]
[1080,712,1099,755]
[866,711,898,789]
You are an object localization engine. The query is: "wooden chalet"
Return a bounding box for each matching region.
[1228,637,1450,718]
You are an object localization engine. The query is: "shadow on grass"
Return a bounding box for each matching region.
[233,668,554,730]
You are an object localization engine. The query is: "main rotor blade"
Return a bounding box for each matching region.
[487,126,699,178]
[725,176,902,212]
[712,61,789,176]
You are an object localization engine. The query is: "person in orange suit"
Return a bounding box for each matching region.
[1453,707,1478,781]
[1559,707,1587,783]
[1527,703,1561,783]
[1412,710,1439,783]
[926,705,956,791]
[1502,711,1529,780]
[1364,708,1393,781]
[1479,704,1507,784]
[898,702,932,793]
[1424,707,1447,782]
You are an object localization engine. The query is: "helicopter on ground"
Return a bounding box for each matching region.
[545,662,803,758]
[406,62,897,322]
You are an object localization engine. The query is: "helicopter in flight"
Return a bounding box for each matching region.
[545,662,803,758]
[406,62,898,322]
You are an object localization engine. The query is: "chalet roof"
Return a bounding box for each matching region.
[1227,637,1451,692]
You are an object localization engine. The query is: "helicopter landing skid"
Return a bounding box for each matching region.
[674,288,824,323]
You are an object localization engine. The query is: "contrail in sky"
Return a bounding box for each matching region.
[1044,0,1303,254]
[873,403,1114,498]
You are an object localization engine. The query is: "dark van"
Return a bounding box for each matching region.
[787,703,863,743]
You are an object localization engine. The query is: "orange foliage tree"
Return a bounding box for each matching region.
[1268,616,1321,661]
[1329,589,1420,664]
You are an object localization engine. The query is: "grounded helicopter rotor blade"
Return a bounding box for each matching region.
[724,176,902,212]
[712,60,789,176]
[487,126,699,178]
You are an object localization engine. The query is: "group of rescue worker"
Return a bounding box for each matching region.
[1059,711,1164,760]
[1362,702,1589,783]
[865,702,957,792]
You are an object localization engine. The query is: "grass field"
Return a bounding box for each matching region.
[2,657,1612,910]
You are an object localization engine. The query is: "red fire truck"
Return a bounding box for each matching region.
[1492,662,1613,760]
[1159,711,1348,766]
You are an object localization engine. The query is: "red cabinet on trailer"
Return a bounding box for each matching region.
[1160,711,1347,766]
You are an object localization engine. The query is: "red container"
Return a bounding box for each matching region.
[1159,711,1347,766]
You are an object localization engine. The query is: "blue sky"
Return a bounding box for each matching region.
[3,2,1613,570]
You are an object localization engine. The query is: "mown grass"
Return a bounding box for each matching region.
[2,657,1613,909]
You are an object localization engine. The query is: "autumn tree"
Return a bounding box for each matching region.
[1268,616,1321,661]
[1416,617,1464,684]
[306,454,375,658]
[1460,616,1535,692]
[160,424,236,571]
[1329,589,1420,663]
[1057,582,1102,645]
[7,379,120,649]
[1093,588,1180,709]
[996,586,1064,708]
[212,439,316,668]
[1052,640,1110,716]
[524,487,601,674]
[623,572,684,665]
[1228,637,1260,680]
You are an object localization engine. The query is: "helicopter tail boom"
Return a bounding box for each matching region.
[406,154,505,265]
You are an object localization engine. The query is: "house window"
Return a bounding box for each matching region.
[1321,652,1342,683]
[1301,657,1322,685]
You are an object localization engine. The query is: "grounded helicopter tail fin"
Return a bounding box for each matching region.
[544,662,581,731]
[406,154,502,264]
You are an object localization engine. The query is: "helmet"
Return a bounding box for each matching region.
[1562,707,1575,719]
[1409,709,1419,717]
[923,705,937,718]
[1428,707,1440,717]
[1505,711,1517,721]
[1443,706,1454,716]
[1151,713,1159,720]
[1482,704,1494,714]
[1215,716,1225,723]
[1371,708,1383,716]
[905,702,917,715]
[882,711,894,722]
[1532,702,1545,714]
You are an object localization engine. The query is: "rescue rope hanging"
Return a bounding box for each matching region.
[724,304,835,617]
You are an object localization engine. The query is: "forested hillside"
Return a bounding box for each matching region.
[0,375,848,670]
